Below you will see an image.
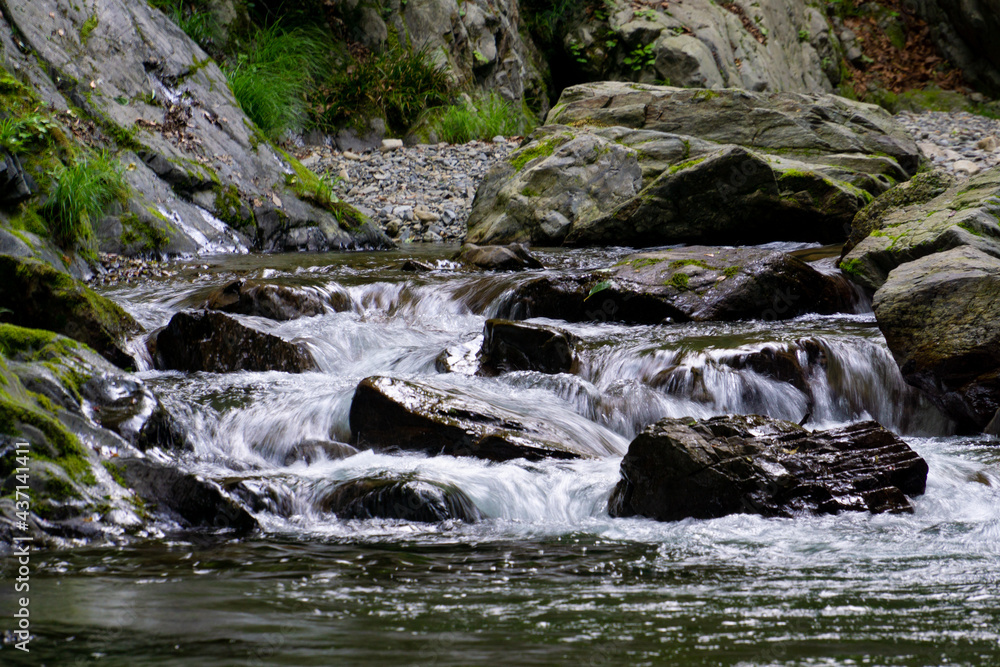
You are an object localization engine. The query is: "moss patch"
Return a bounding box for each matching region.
[510,136,564,171]
[668,272,690,290]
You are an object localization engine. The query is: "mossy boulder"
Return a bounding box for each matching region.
[839,166,1000,292]
[0,324,228,543]
[495,246,859,324]
[202,279,339,321]
[467,83,920,247]
[842,170,956,257]
[873,246,1000,433]
[0,255,140,369]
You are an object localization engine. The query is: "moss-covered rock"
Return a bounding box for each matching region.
[0,255,140,369]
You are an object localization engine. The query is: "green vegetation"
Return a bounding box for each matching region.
[670,259,712,270]
[668,272,690,290]
[0,113,59,154]
[316,43,449,136]
[510,136,566,171]
[149,0,218,47]
[428,92,536,144]
[224,23,331,139]
[839,257,864,276]
[79,14,99,44]
[41,152,129,251]
[623,43,656,72]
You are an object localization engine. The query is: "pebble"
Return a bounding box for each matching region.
[895,110,1000,178]
[295,138,518,244]
[91,253,174,286]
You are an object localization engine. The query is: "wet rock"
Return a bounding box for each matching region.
[319,476,481,523]
[608,416,928,521]
[454,243,544,271]
[496,246,858,324]
[0,255,140,369]
[82,374,190,452]
[480,319,577,374]
[873,246,1000,433]
[203,279,331,320]
[113,457,257,534]
[151,310,316,373]
[283,439,358,466]
[400,259,435,272]
[840,166,1000,292]
[350,376,616,461]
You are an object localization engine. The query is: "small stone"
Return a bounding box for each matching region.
[976,136,998,152]
[342,151,361,160]
[385,219,400,237]
[338,167,350,182]
[953,160,982,178]
[381,139,404,152]
[300,154,321,168]
[415,207,440,222]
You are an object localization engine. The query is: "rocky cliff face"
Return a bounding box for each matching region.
[914,0,1000,97]
[0,0,389,256]
[344,0,550,116]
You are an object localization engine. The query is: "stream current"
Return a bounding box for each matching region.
[16,244,1000,665]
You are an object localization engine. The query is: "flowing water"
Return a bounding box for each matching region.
[11,245,1000,665]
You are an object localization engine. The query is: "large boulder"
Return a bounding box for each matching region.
[873,246,1000,433]
[349,375,622,461]
[840,166,1000,292]
[495,246,859,324]
[467,83,920,247]
[608,415,928,521]
[150,310,316,373]
[0,0,389,254]
[319,476,481,523]
[0,255,140,369]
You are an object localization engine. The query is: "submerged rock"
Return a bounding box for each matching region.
[350,375,617,461]
[453,243,544,271]
[873,246,1000,433]
[496,246,858,323]
[203,279,336,320]
[0,255,140,369]
[320,476,481,523]
[113,457,257,534]
[82,373,191,452]
[479,319,577,375]
[150,310,316,373]
[283,439,358,466]
[608,415,928,521]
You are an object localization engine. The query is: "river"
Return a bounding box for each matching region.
[13,244,1000,665]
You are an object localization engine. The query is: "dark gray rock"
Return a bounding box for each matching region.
[350,375,618,461]
[320,476,481,523]
[495,246,858,324]
[608,415,928,521]
[480,319,577,374]
[151,310,316,373]
[283,439,358,466]
[454,243,544,271]
[873,246,1000,432]
[0,151,36,206]
[114,457,257,533]
[203,279,331,321]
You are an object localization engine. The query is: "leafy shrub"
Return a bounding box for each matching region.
[0,113,58,154]
[428,93,536,144]
[224,23,330,139]
[315,44,449,135]
[42,153,128,250]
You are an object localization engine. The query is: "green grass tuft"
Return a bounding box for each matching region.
[316,43,449,136]
[41,152,129,251]
[428,92,536,144]
[224,23,330,140]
